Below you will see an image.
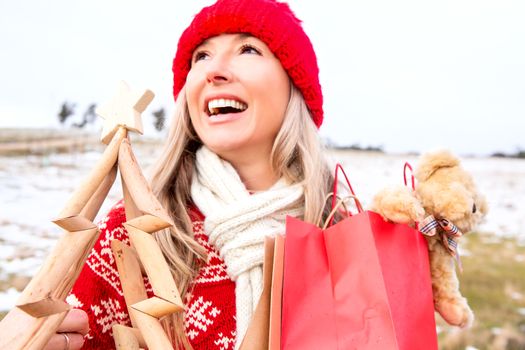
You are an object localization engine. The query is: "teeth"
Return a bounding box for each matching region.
[208,98,247,115]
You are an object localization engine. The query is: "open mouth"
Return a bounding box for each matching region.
[206,98,248,116]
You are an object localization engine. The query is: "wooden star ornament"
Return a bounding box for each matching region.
[96,81,155,144]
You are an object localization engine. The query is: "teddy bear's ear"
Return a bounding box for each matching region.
[415,150,461,182]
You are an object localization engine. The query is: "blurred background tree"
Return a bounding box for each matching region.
[57,102,76,125]
[72,103,97,128]
[152,108,166,132]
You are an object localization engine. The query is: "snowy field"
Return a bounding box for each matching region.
[1,145,524,312]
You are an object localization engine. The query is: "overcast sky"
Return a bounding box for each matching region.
[1,0,524,155]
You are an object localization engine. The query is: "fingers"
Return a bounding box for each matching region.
[42,309,89,350]
[57,309,89,335]
[42,332,85,350]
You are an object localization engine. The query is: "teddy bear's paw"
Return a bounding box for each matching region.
[437,299,474,328]
[371,186,424,224]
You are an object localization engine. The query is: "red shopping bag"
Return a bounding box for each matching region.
[281,164,438,350]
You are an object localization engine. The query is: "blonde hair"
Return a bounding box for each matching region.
[149,84,332,349]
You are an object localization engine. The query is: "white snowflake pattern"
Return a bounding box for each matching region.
[192,229,230,284]
[66,293,84,308]
[91,298,129,334]
[210,307,221,318]
[214,330,236,350]
[184,296,222,340]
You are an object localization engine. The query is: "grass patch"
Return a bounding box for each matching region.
[437,232,525,349]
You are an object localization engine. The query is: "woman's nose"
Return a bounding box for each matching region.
[205,55,233,85]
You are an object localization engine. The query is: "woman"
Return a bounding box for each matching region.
[46,0,333,349]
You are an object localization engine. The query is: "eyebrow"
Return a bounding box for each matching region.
[196,33,253,49]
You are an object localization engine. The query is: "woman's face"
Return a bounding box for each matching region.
[185,34,290,161]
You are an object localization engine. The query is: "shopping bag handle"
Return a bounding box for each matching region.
[403,162,415,190]
[333,163,357,197]
[323,195,364,230]
[403,162,420,230]
[331,164,361,226]
[316,192,350,227]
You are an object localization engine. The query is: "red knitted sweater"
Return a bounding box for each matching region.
[68,201,237,349]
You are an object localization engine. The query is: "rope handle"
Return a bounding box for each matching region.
[323,195,364,230]
[316,192,350,227]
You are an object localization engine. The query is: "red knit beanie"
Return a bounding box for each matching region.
[172,0,324,128]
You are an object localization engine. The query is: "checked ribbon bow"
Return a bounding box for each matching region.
[419,215,464,270]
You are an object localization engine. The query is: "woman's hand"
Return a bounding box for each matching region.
[43,309,89,350]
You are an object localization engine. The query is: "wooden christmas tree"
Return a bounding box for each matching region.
[0,81,183,350]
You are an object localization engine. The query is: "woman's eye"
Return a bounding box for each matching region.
[240,44,261,55]
[193,51,209,63]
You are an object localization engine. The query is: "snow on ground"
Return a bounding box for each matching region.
[0,147,524,311]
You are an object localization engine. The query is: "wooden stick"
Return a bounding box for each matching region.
[124,223,183,317]
[120,181,152,276]
[16,163,117,314]
[122,177,143,228]
[0,135,120,349]
[129,308,173,350]
[0,308,68,350]
[16,227,98,317]
[52,216,96,232]
[80,163,118,221]
[111,240,148,328]
[54,127,126,225]
[126,214,173,235]
[112,324,147,350]
[131,296,183,319]
[15,299,70,319]
[112,324,139,350]
[118,139,173,232]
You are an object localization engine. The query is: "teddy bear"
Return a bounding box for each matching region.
[371,150,488,328]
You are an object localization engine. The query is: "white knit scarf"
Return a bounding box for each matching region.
[190,146,304,349]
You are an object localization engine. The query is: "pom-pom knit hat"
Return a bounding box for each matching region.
[172,0,324,128]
